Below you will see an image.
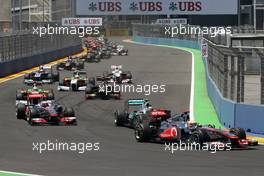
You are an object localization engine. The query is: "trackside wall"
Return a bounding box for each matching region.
[0,44,82,77]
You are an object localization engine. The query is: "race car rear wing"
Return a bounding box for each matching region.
[127,99,147,106]
[111,65,122,70]
[42,66,52,70]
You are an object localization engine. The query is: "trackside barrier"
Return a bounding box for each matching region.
[133,35,264,134]
[133,36,200,50]
[0,44,82,77]
[106,29,129,36]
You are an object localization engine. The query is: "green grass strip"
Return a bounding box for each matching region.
[0,172,34,176]
[155,45,222,128]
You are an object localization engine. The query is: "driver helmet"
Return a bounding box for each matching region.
[145,102,153,110]
[33,84,38,90]
[74,74,80,79]
[68,56,73,61]
[39,65,44,72]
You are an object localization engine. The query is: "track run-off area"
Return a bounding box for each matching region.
[0,38,264,176]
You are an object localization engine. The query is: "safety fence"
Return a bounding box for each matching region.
[205,40,264,105]
[0,22,82,77]
[0,29,81,63]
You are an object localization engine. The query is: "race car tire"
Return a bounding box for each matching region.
[59,81,64,86]
[123,71,132,79]
[28,108,38,125]
[106,54,111,59]
[114,110,127,126]
[115,92,121,100]
[24,74,30,79]
[134,122,152,142]
[56,65,61,70]
[47,74,52,80]
[85,84,94,99]
[230,128,246,140]
[17,104,26,119]
[64,107,75,117]
[76,63,81,70]
[85,84,94,94]
[95,57,101,63]
[47,92,55,100]
[52,72,60,82]
[248,140,258,146]
[101,94,110,100]
[79,62,85,69]
[16,92,24,100]
[88,77,96,86]
[189,130,210,145]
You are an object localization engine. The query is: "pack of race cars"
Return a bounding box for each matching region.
[16,37,129,126]
[15,36,258,150]
[114,99,258,148]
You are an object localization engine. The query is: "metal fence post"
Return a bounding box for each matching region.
[223,55,228,98]
[237,56,241,103]
[241,56,245,102]
[261,57,264,104]
[230,56,235,101]
[237,55,245,103]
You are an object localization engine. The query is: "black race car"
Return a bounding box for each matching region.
[82,47,102,63]
[114,99,171,128]
[134,111,258,149]
[100,47,111,59]
[85,80,121,100]
[57,57,84,71]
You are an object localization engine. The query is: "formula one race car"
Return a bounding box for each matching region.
[84,49,101,63]
[16,84,54,105]
[16,94,77,126]
[58,71,87,91]
[115,99,171,128]
[100,47,111,59]
[91,65,132,84]
[85,81,121,100]
[134,111,258,149]
[57,56,84,71]
[111,45,128,56]
[188,127,258,149]
[24,66,59,85]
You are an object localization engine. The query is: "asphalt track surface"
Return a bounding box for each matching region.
[0,38,263,176]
